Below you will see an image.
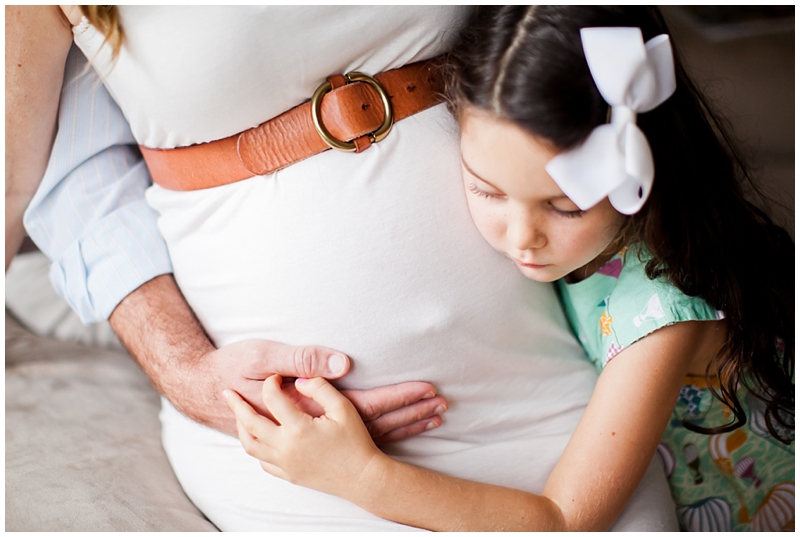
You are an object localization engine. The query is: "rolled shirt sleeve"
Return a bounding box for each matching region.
[23,44,172,324]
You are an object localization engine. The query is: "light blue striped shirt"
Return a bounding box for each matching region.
[24,45,173,324]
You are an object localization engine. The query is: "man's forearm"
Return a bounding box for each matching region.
[108,274,225,428]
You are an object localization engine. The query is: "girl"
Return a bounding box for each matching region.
[225,6,794,531]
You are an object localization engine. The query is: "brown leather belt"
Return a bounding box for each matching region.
[140,59,444,191]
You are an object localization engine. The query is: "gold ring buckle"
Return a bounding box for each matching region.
[311,72,394,152]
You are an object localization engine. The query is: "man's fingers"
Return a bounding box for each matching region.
[261,375,308,425]
[373,416,443,446]
[342,381,440,421]
[245,340,351,380]
[287,345,350,379]
[293,377,354,420]
[362,396,448,438]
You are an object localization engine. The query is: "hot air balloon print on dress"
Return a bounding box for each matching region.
[709,429,747,474]
[709,430,750,524]
[733,457,761,488]
[751,482,795,532]
[683,443,703,484]
[656,442,675,478]
[746,391,795,442]
[677,497,732,532]
[633,293,665,327]
[745,393,771,439]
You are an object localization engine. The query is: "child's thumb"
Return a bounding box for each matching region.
[295,377,351,419]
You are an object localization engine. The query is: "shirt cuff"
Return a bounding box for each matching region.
[49,198,173,323]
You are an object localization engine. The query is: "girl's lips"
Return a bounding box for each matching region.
[514,259,549,269]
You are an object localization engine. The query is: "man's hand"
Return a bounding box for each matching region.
[110,274,447,438]
[198,339,447,440]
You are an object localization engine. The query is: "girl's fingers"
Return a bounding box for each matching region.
[234,412,255,443]
[261,374,308,425]
[293,377,354,420]
[259,460,286,480]
[236,415,282,464]
[224,388,278,442]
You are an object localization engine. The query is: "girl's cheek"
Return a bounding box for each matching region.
[464,194,489,227]
[467,201,505,249]
[552,220,596,258]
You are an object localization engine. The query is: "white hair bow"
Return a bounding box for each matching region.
[545,27,676,215]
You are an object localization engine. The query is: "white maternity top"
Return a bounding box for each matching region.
[73,6,676,531]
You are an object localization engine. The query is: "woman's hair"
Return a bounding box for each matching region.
[79,6,123,58]
[447,6,794,442]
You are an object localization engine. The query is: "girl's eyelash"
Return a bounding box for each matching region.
[467,183,583,218]
[551,204,585,218]
[467,182,500,199]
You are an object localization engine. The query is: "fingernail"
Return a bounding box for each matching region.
[328,353,347,375]
[425,421,440,431]
[435,404,447,415]
[222,390,229,400]
[422,391,435,399]
[296,377,307,385]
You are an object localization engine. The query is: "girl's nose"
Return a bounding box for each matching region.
[507,211,546,251]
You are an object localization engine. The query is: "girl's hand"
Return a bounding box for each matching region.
[287,380,447,445]
[225,375,388,501]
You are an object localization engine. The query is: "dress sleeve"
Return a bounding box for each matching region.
[23,44,172,324]
[599,251,723,366]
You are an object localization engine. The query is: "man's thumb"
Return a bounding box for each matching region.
[284,345,350,379]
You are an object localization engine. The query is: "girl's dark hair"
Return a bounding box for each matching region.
[447,6,794,442]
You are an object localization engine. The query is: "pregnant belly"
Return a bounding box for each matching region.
[148,107,597,484]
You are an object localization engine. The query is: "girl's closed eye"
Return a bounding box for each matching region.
[467,182,504,200]
[549,200,585,218]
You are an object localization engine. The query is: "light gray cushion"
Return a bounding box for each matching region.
[5,312,218,531]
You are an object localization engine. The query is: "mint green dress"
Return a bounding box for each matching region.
[556,246,794,531]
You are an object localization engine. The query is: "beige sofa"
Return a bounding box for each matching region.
[5,310,217,531]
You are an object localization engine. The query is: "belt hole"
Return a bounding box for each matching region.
[361,103,370,110]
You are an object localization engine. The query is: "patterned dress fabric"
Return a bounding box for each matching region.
[557,245,795,531]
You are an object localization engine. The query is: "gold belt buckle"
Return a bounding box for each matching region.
[311,72,394,152]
